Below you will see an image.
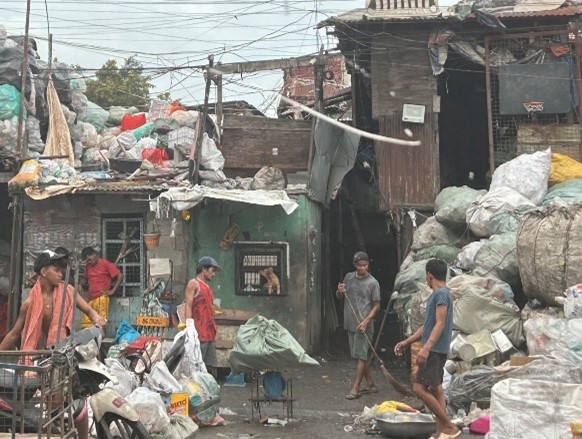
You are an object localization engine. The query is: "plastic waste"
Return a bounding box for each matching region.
[125,387,170,434]
[0,84,22,120]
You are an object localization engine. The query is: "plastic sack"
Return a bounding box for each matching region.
[104,358,139,397]
[524,315,582,361]
[26,116,44,153]
[126,387,170,434]
[180,373,225,426]
[252,166,285,190]
[172,319,207,379]
[0,116,18,151]
[81,101,108,132]
[489,149,551,204]
[414,245,460,264]
[168,127,196,156]
[466,187,535,238]
[152,415,199,439]
[394,259,430,321]
[171,110,198,128]
[517,204,582,305]
[142,147,168,165]
[117,131,137,150]
[115,320,140,344]
[199,133,224,171]
[456,241,485,271]
[228,315,320,374]
[408,284,432,333]
[0,46,36,98]
[435,186,486,229]
[8,160,40,189]
[493,357,582,385]
[549,153,582,186]
[410,217,461,251]
[447,366,494,415]
[121,113,146,132]
[68,71,86,93]
[108,106,136,125]
[144,361,182,394]
[132,121,154,140]
[453,290,523,346]
[71,90,87,121]
[472,233,519,288]
[564,284,582,319]
[542,178,582,205]
[488,378,582,439]
[61,105,76,126]
[0,84,22,120]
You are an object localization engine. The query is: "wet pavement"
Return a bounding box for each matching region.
[196,354,482,439]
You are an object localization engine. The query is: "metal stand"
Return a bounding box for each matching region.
[249,374,295,421]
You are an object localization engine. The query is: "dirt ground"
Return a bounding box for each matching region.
[196,355,482,439]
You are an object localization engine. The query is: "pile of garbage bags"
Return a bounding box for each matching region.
[396,147,582,438]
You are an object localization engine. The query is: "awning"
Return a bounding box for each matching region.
[154,186,299,215]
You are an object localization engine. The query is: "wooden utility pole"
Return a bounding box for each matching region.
[307,45,325,189]
[214,74,223,146]
[192,55,214,184]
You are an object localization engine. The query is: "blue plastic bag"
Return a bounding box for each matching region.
[115,320,140,344]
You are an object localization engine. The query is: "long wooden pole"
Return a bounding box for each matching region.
[192,55,214,184]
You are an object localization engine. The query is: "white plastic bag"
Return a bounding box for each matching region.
[456,241,485,271]
[144,361,182,394]
[490,149,551,205]
[104,358,139,397]
[466,187,535,238]
[200,133,224,171]
[172,318,207,379]
[126,387,170,434]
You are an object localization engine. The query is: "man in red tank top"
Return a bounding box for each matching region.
[184,256,221,368]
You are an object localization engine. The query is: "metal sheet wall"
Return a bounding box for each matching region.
[376,113,439,208]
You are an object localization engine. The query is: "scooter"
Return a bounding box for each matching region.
[0,326,151,439]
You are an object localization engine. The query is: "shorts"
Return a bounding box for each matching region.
[81,295,110,328]
[348,331,371,361]
[200,341,218,367]
[415,351,447,388]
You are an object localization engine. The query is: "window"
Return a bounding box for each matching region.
[234,242,288,296]
[102,216,145,297]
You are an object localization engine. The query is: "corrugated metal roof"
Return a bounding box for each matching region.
[494,5,582,16]
[320,8,446,25]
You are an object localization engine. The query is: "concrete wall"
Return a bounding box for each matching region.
[187,194,322,352]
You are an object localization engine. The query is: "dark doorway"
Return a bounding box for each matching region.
[438,55,490,189]
[0,184,12,342]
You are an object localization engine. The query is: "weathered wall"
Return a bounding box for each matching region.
[22,194,189,336]
[187,194,322,352]
[371,31,440,208]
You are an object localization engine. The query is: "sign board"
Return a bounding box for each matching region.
[136,316,170,327]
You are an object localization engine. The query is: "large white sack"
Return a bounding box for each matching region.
[410,217,460,251]
[456,240,485,271]
[466,187,535,237]
[489,148,551,205]
[488,378,582,439]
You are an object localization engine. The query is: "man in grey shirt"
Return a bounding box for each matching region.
[337,251,381,400]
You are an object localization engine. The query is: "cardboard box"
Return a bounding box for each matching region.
[509,356,536,367]
[168,393,189,416]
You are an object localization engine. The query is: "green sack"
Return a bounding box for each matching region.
[435,186,486,229]
[132,121,154,140]
[0,84,23,120]
[228,315,320,374]
[542,178,582,205]
[81,101,108,132]
[152,415,199,439]
[415,245,460,264]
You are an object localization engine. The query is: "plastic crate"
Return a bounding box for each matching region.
[148,100,170,120]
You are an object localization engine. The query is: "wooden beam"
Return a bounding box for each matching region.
[209,53,334,75]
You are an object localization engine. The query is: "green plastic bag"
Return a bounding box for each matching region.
[415,245,460,264]
[228,315,320,374]
[0,84,23,120]
[132,121,154,140]
[435,186,486,229]
[542,179,582,205]
[81,101,108,132]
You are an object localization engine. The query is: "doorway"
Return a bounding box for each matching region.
[0,184,13,341]
[438,55,490,189]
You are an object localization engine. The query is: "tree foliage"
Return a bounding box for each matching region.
[85,56,153,108]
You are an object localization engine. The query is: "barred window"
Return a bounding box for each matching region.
[102,216,145,297]
[234,243,288,296]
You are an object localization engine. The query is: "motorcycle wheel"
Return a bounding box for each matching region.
[95,413,151,439]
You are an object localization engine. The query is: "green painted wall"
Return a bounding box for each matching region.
[188,194,322,352]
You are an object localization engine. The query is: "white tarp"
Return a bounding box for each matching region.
[155,185,299,215]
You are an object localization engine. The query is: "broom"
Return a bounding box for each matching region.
[344,291,415,398]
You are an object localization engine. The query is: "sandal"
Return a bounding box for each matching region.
[345,392,360,400]
[436,431,461,439]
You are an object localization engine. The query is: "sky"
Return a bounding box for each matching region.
[1,0,368,114]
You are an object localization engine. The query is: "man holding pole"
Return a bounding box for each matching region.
[337,251,381,400]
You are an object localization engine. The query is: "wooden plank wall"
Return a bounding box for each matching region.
[371,32,436,118]
[371,31,440,207]
[221,115,312,173]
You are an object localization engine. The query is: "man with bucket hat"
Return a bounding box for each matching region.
[184,256,221,368]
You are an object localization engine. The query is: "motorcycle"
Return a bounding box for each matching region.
[0,326,151,439]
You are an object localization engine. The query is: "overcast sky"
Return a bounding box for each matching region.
[2,0,374,114]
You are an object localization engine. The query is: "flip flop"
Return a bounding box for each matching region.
[345,392,360,400]
[359,388,379,395]
[436,431,461,439]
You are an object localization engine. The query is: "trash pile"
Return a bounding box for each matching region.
[396,148,582,438]
[1,25,289,192]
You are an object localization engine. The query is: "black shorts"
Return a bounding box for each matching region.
[415,351,447,388]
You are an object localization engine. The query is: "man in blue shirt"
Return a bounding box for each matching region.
[394,259,459,439]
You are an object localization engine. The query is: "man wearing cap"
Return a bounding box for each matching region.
[184,256,221,368]
[0,250,106,351]
[80,247,123,331]
[337,251,381,400]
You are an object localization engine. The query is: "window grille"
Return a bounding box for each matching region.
[234,243,288,296]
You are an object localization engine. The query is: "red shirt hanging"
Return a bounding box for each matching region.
[190,279,217,342]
